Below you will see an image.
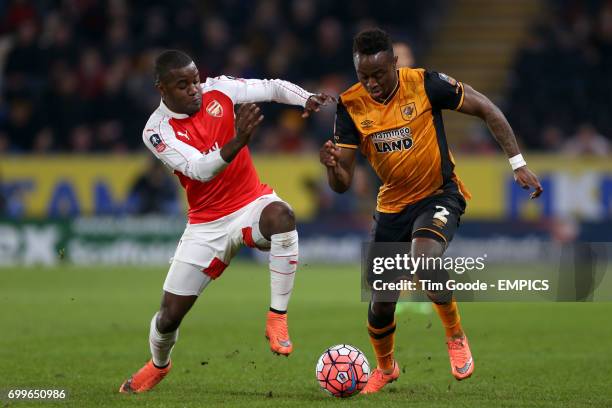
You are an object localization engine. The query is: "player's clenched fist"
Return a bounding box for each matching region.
[235,103,264,146]
[320,140,341,168]
[220,104,264,163]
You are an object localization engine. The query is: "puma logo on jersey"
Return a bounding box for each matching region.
[371,127,413,153]
[177,130,190,140]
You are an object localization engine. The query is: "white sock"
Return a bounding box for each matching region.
[149,312,178,367]
[269,230,298,312]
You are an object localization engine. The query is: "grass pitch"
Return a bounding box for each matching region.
[1,261,611,407]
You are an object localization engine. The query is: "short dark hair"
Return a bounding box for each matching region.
[154,50,193,84]
[353,28,393,55]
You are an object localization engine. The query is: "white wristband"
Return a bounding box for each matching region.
[509,154,527,171]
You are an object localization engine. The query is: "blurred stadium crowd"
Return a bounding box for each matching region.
[507,0,612,154]
[1,0,610,154]
[0,0,436,153]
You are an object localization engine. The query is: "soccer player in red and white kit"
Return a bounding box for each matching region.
[119,50,334,393]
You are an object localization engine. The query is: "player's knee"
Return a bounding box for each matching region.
[412,237,445,277]
[411,237,452,303]
[157,306,183,333]
[271,203,295,231]
[411,237,445,259]
[260,202,296,238]
[369,301,396,327]
[426,289,453,304]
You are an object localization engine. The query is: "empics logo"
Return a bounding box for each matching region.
[371,127,413,153]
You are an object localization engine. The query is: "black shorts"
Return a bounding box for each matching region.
[372,191,466,245]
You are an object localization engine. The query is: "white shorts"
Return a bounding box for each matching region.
[163,193,288,296]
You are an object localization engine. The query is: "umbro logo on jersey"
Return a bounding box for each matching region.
[206,100,223,117]
[361,119,374,129]
[149,134,166,153]
[177,130,190,140]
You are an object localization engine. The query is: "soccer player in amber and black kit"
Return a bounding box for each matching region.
[320,29,543,393]
[119,50,334,394]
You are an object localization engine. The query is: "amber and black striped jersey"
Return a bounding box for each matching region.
[334,67,471,213]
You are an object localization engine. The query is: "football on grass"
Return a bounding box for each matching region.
[315,344,370,398]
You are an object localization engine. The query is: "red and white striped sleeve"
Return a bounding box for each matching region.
[142,115,227,182]
[203,76,314,107]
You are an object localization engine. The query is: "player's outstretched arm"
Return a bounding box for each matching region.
[319,141,357,193]
[209,76,335,118]
[458,84,543,199]
[221,103,263,163]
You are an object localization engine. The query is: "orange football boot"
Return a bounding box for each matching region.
[447,336,474,380]
[361,360,400,394]
[119,359,171,393]
[265,311,293,356]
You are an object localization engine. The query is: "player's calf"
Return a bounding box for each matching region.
[259,201,298,356]
[366,303,398,385]
[157,291,198,333]
[265,229,298,355]
[121,290,196,394]
[266,229,298,356]
[149,312,179,369]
